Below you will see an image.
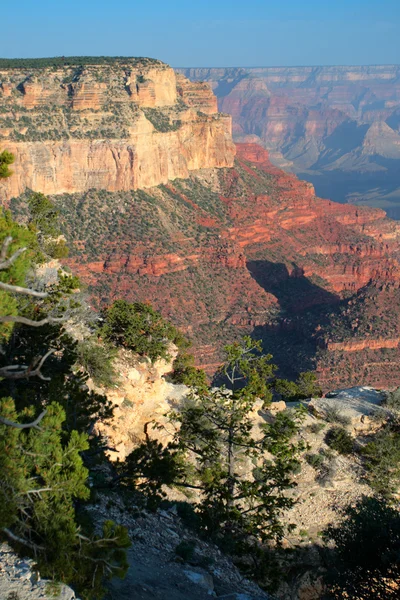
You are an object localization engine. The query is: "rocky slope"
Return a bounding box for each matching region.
[0,58,234,200]
[177,65,400,217]
[9,141,400,390]
[0,543,76,599]
[5,58,400,390]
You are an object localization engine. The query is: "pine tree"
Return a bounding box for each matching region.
[323,496,400,599]
[170,338,306,551]
[0,207,130,598]
[0,149,14,179]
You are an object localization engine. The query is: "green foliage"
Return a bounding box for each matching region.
[0,211,129,598]
[323,496,400,599]
[101,299,183,362]
[218,336,277,404]
[0,400,129,598]
[305,453,325,469]
[307,421,326,434]
[0,150,14,179]
[361,422,400,497]
[142,108,182,132]
[275,371,322,401]
[171,351,208,389]
[383,387,400,411]
[172,339,305,575]
[325,427,353,455]
[27,192,69,259]
[324,406,351,426]
[121,337,307,589]
[175,539,196,562]
[76,339,118,388]
[0,56,160,68]
[0,209,39,339]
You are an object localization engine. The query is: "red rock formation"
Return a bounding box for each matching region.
[178,65,400,209]
[45,142,400,389]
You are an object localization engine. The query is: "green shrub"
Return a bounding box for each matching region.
[275,371,322,401]
[305,453,325,469]
[0,150,14,179]
[175,502,202,531]
[171,352,208,388]
[383,387,400,411]
[101,300,183,362]
[322,497,400,599]
[325,427,353,455]
[361,425,400,497]
[324,406,351,426]
[175,540,196,562]
[307,421,326,434]
[76,339,118,387]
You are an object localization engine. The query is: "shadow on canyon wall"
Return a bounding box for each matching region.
[247,260,339,313]
[246,260,340,379]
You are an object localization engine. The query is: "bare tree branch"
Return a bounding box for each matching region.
[0,349,55,381]
[0,409,47,429]
[0,236,12,262]
[0,281,48,298]
[0,240,29,272]
[0,314,68,327]
[2,527,45,551]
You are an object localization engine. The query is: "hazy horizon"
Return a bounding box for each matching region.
[2,0,400,68]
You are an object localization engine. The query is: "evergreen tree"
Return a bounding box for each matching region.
[121,337,306,588]
[27,192,69,258]
[170,338,306,551]
[0,149,14,179]
[101,299,184,361]
[323,496,400,599]
[0,209,129,598]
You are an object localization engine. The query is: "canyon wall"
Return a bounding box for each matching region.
[177,65,400,216]
[4,58,400,390]
[0,59,235,200]
[24,139,400,389]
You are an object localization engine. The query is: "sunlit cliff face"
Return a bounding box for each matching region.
[0,59,235,201]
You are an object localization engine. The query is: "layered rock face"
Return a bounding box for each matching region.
[178,65,400,216]
[20,141,399,389]
[0,59,235,200]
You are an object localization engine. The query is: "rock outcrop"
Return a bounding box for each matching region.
[178,65,400,215]
[0,543,76,599]
[0,58,235,200]
[26,141,400,389]
[92,348,188,461]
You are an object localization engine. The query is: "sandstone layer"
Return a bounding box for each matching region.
[0,58,235,200]
[177,65,400,216]
[13,141,399,390]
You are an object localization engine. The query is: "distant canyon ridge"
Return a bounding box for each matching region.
[177,65,400,219]
[3,57,400,391]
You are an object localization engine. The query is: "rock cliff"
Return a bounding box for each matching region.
[0,58,235,200]
[10,141,400,390]
[177,65,400,216]
[5,58,400,390]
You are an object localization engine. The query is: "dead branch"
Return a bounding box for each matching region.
[0,281,48,298]
[2,527,45,551]
[0,236,12,262]
[0,409,47,429]
[0,314,68,327]
[0,349,55,381]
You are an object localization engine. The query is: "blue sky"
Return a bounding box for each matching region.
[2,0,400,67]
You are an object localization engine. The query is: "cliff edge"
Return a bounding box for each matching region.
[0,58,235,200]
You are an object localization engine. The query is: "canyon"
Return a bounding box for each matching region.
[178,65,400,218]
[0,58,234,200]
[3,58,400,390]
